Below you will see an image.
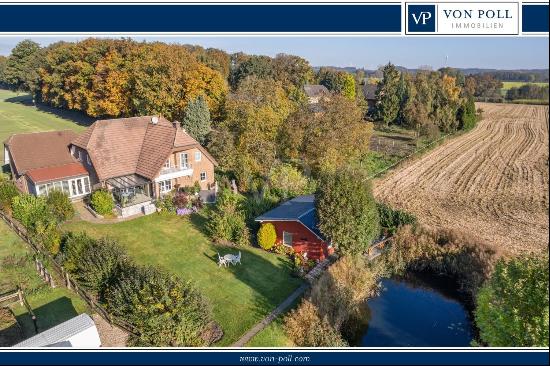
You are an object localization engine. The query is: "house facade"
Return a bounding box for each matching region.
[3,130,91,200]
[4,116,217,217]
[255,195,333,261]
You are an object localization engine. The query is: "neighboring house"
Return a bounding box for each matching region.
[362,83,378,112]
[303,84,330,104]
[4,115,218,217]
[255,195,334,261]
[3,130,91,200]
[14,313,101,347]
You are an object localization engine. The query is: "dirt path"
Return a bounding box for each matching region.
[374,103,549,255]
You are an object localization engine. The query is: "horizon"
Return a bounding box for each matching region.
[0,36,548,71]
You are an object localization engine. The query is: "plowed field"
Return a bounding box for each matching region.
[374,103,549,255]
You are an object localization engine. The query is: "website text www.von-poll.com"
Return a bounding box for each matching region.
[239,354,311,364]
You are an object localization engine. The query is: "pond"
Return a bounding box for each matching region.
[359,272,474,347]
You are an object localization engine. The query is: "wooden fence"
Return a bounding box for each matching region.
[0,210,138,336]
[0,287,38,334]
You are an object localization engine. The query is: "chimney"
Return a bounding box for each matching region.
[173,120,180,129]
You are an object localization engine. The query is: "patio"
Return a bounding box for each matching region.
[106,174,156,218]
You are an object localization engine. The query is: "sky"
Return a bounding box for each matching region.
[0,36,548,70]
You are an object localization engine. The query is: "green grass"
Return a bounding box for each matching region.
[499,81,549,97]
[500,81,548,90]
[62,212,303,346]
[245,296,301,347]
[0,219,88,340]
[11,287,88,338]
[0,89,88,162]
[362,151,401,177]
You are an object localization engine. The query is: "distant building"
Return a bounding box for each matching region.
[255,195,333,260]
[362,83,378,112]
[303,84,330,104]
[14,313,101,348]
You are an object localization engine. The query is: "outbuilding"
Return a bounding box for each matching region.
[255,195,333,260]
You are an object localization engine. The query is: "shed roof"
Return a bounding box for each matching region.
[14,313,97,347]
[3,130,79,175]
[255,195,325,240]
[26,162,88,184]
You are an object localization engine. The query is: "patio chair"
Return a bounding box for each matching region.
[217,253,228,267]
[232,251,242,265]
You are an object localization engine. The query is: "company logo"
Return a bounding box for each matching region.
[408,5,436,32]
[407,2,519,35]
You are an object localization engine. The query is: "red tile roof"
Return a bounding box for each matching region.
[3,130,78,175]
[26,162,88,184]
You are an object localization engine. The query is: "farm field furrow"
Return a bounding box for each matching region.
[374,103,549,255]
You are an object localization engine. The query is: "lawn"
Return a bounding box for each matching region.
[63,212,304,346]
[0,89,89,163]
[245,296,301,347]
[0,219,88,343]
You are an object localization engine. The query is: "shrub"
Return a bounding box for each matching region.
[316,168,380,255]
[105,265,216,346]
[90,189,114,215]
[309,256,379,334]
[457,97,477,131]
[11,194,50,230]
[383,225,498,296]
[65,237,127,297]
[46,190,74,222]
[60,231,96,272]
[242,191,279,230]
[268,163,316,199]
[377,202,417,234]
[0,180,19,213]
[34,220,62,255]
[475,256,549,347]
[257,223,277,251]
[284,300,348,347]
[285,255,381,346]
[58,231,219,346]
[157,193,176,214]
[207,189,249,246]
[11,194,62,254]
[172,192,189,209]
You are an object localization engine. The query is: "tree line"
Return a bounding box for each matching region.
[373,63,478,135]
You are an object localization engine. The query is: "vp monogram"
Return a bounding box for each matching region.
[412,11,432,25]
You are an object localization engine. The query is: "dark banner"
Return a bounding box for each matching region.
[0,349,549,365]
[0,4,402,33]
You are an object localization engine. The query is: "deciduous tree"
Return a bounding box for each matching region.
[475,256,549,347]
[316,168,380,255]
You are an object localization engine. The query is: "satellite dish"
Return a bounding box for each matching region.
[151,116,159,125]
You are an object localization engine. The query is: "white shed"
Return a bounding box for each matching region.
[14,313,101,348]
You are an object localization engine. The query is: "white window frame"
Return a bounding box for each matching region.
[282,231,293,247]
[77,151,82,162]
[86,154,91,165]
[159,179,172,193]
[180,153,189,169]
[200,171,207,182]
[164,159,171,169]
[37,176,90,198]
[195,151,202,162]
